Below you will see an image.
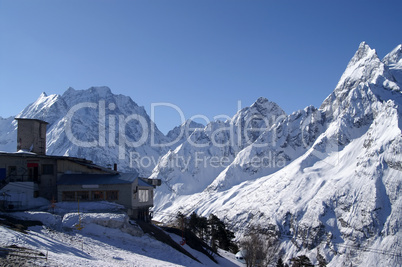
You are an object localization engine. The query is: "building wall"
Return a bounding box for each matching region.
[57,180,155,220]
[130,179,154,221]
[1,153,156,220]
[57,183,134,209]
[132,183,154,208]
[0,154,58,199]
[0,154,114,200]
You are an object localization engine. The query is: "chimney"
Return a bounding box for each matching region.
[15,118,48,155]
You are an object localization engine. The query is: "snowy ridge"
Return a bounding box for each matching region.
[166,119,205,150]
[206,105,323,193]
[150,97,286,211]
[151,43,402,266]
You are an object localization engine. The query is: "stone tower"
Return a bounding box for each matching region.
[15,118,48,155]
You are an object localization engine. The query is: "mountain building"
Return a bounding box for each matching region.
[0,118,160,220]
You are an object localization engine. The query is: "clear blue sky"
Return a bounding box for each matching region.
[1,0,401,134]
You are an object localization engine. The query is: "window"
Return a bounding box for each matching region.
[77,191,89,200]
[106,191,119,201]
[92,191,104,201]
[42,164,54,175]
[27,163,39,182]
[62,191,75,201]
[0,168,6,181]
[138,189,149,203]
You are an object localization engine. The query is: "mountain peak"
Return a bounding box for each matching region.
[320,42,393,120]
[166,119,204,146]
[330,42,382,91]
[255,96,269,104]
[88,86,112,97]
[250,97,270,109]
[249,97,286,118]
[62,86,112,99]
[348,42,378,66]
[383,44,402,65]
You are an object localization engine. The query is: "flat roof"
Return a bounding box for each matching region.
[138,178,154,187]
[0,152,117,174]
[15,117,49,124]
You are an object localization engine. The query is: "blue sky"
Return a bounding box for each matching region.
[1,0,401,134]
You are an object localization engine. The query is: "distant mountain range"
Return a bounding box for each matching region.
[1,42,401,265]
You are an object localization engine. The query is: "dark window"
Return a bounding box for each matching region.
[28,167,39,182]
[62,191,75,201]
[92,191,104,201]
[0,168,6,181]
[77,191,89,200]
[106,191,119,201]
[42,164,54,175]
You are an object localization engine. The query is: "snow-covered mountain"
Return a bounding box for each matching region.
[0,116,16,152]
[150,42,402,266]
[0,87,173,176]
[150,97,286,210]
[0,42,401,265]
[165,119,205,150]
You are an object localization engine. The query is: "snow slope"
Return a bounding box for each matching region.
[0,208,240,267]
[151,43,402,266]
[150,97,286,211]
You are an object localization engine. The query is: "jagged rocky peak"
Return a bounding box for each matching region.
[89,86,112,96]
[63,86,113,100]
[338,42,383,87]
[251,96,270,107]
[61,86,145,117]
[249,97,286,117]
[383,44,402,86]
[17,91,67,123]
[232,97,286,127]
[165,119,205,149]
[166,119,204,139]
[349,41,379,65]
[383,44,402,65]
[62,86,109,99]
[319,42,387,120]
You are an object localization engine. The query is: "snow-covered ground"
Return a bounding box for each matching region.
[0,205,241,266]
